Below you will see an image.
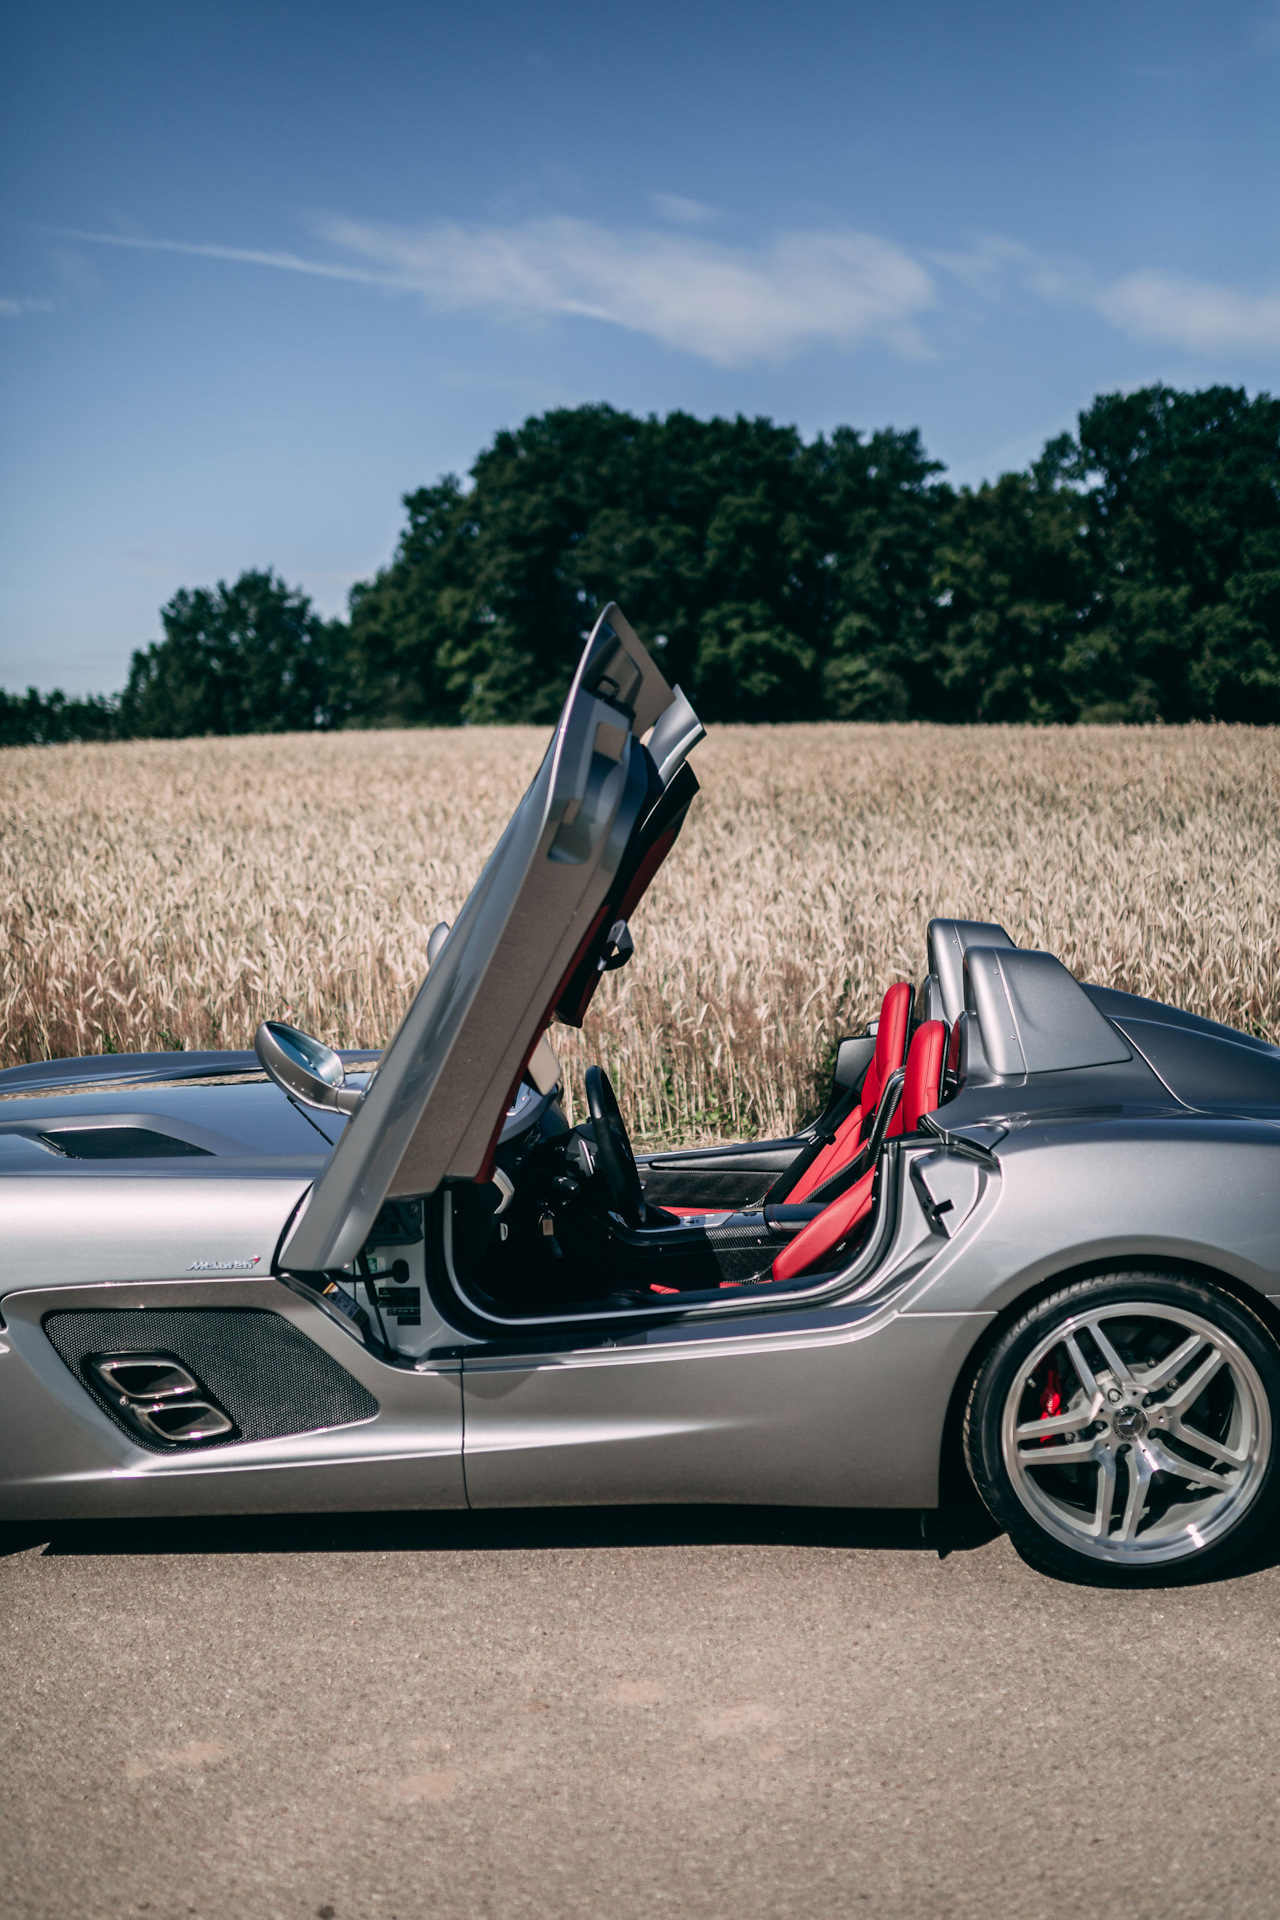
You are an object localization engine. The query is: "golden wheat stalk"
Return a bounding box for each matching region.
[2,724,1277,1145]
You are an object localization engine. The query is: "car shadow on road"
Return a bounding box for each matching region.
[1,1502,1002,1562]
[8,1505,1280,1584]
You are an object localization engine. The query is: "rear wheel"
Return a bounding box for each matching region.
[965,1272,1280,1583]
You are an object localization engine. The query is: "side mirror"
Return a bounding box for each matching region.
[255,1020,362,1115]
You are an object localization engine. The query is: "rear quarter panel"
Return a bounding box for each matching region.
[904,1119,1280,1321]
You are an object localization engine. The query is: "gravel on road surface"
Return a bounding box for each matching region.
[2,1506,1278,1920]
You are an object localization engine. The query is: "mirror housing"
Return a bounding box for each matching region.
[254,1020,362,1115]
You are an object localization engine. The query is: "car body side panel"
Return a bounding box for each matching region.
[456,1147,991,1511]
[462,1117,1280,1512]
[1114,1017,1280,1113]
[461,1309,990,1510]
[0,1049,378,1098]
[0,1277,464,1520]
[0,1074,349,1155]
[903,1121,1280,1317]
[6,1018,1278,1525]
[1083,984,1280,1058]
[0,1168,319,1290]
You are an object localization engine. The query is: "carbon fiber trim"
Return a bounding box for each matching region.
[640,1167,781,1208]
[43,1308,379,1451]
[702,1220,781,1288]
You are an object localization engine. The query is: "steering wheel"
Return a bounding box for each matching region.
[584,1065,646,1229]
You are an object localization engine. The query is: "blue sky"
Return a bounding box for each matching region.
[3,0,1279,694]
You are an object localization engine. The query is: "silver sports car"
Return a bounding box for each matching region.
[3,608,1279,1584]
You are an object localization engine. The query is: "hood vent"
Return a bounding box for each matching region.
[39,1126,213,1159]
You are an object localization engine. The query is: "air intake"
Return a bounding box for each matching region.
[44,1308,379,1451]
[40,1127,212,1159]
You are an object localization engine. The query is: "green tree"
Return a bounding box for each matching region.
[121,569,347,737]
[804,426,948,720]
[345,477,473,725]
[347,405,948,725]
[693,603,815,720]
[924,443,1097,722]
[1072,384,1280,721]
[9,384,1276,746]
[0,687,121,747]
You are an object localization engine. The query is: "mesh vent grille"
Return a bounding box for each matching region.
[43,1308,379,1451]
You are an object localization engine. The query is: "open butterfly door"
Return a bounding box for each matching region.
[279,606,704,1274]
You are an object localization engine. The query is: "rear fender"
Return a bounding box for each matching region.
[904,1124,1280,1322]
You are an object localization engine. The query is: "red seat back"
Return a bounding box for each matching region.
[898,1019,947,1134]
[787,982,911,1202]
[772,1015,949,1283]
[772,1167,875,1282]
[861,981,912,1117]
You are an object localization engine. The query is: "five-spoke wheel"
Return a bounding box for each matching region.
[966,1273,1280,1581]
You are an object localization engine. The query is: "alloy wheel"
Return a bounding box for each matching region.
[1000,1299,1271,1568]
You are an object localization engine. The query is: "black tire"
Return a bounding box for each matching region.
[964,1271,1280,1584]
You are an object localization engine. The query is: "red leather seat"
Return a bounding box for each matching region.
[785,981,911,1202]
[896,1018,946,1135]
[770,1017,948,1283]
[771,1167,876,1282]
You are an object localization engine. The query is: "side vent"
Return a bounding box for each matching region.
[44,1308,380,1451]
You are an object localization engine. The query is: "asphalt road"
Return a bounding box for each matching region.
[2,1505,1278,1920]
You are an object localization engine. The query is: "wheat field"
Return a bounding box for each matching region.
[2,724,1276,1145]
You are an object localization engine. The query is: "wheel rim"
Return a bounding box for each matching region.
[1000,1299,1272,1566]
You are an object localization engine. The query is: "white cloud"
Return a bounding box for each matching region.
[651,193,718,225]
[312,214,936,364]
[931,235,1040,298]
[1092,271,1280,355]
[55,229,398,288]
[61,216,934,365]
[937,235,1280,358]
[69,213,1280,366]
[0,295,56,317]
[934,235,1090,306]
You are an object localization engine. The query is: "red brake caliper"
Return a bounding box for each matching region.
[1038,1364,1062,1444]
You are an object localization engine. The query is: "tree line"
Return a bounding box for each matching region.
[4,381,1278,746]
